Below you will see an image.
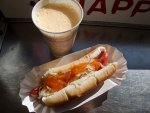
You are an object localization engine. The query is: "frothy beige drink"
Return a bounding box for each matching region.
[35,3,80,33]
[32,0,83,57]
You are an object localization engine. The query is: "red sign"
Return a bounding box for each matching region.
[77,0,150,25]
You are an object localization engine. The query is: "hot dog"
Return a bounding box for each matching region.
[30,46,117,106]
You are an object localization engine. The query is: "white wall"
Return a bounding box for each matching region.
[0,0,38,18]
[0,0,150,25]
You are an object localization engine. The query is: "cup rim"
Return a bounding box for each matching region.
[31,0,84,34]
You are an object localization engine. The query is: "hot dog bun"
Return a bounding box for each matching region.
[31,46,117,106]
[42,62,117,106]
[45,46,106,75]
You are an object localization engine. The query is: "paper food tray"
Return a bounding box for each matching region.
[19,44,127,113]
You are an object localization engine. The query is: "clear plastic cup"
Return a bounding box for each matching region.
[32,0,84,57]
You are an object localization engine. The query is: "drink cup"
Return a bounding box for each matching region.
[32,0,84,57]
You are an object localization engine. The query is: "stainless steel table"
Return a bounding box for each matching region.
[65,70,150,113]
[0,22,150,113]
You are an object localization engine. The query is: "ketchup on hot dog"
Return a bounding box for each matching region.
[30,50,108,96]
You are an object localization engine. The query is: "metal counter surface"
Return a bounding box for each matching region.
[0,23,150,113]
